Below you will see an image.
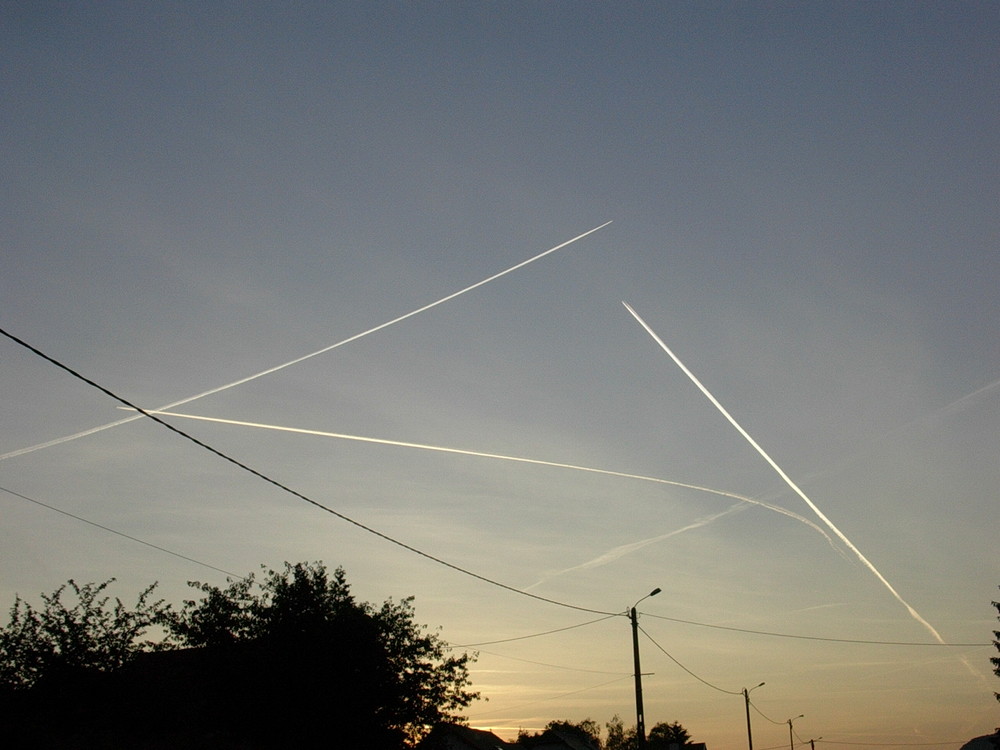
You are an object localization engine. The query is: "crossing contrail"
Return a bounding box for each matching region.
[525,504,746,590]
[622,301,949,644]
[0,222,611,462]
[124,408,841,550]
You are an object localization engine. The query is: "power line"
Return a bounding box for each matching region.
[816,741,972,747]
[452,646,629,676]
[471,674,633,719]
[4,477,624,677]
[453,614,622,646]
[5,455,984,651]
[642,612,987,647]
[638,623,742,696]
[0,325,616,618]
[0,485,244,579]
[748,699,787,726]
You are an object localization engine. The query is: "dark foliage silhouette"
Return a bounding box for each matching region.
[647,721,692,748]
[0,562,477,748]
[517,718,602,747]
[992,587,999,702]
[0,578,169,691]
[166,561,479,746]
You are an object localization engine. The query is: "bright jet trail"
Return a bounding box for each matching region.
[0,222,611,462]
[126,408,841,550]
[621,301,948,644]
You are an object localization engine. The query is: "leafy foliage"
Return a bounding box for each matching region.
[0,578,170,690]
[518,719,602,748]
[648,720,692,748]
[605,714,638,750]
[992,589,999,702]
[1,563,478,748]
[166,561,479,746]
[518,716,692,750]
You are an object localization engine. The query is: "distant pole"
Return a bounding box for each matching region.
[788,715,804,750]
[743,682,765,750]
[630,588,661,749]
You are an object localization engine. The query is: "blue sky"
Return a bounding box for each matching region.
[2,2,998,746]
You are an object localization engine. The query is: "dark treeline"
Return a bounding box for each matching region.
[0,562,477,748]
[516,717,699,750]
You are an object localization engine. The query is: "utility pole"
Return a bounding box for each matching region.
[787,715,803,750]
[630,588,660,749]
[631,605,647,749]
[743,683,764,750]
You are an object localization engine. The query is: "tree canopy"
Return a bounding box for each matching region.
[167,561,479,745]
[992,588,999,702]
[604,714,637,750]
[648,720,692,748]
[517,716,693,750]
[0,578,169,691]
[517,718,602,748]
[0,562,478,748]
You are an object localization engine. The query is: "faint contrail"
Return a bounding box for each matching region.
[622,301,948,644]
[525,505,746,590]
[127,408,841,549]
[782,374,1000,492]
[0,223,610,462]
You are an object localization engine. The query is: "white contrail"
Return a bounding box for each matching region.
[0,223,612,462]
[622,301,949,644]
[526,505,745,590]
[126,408,840,549]
[783,374,1000,492]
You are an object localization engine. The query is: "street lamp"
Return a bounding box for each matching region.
[787,715,804,750]
[630,588,661,749]
[742,682,765,750]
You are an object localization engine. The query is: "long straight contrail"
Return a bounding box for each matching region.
[0,223,611,462]
[622,301,948,644]
[127,408,841,550]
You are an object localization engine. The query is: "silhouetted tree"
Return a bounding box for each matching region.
[992,588,1000,702]
[0,578,170,691]
[1,563,478,748]
[517,718,601,748]
[648,721,691,748]
[515,716,693,750]
[167,561,479,746]
[606,714,638,750]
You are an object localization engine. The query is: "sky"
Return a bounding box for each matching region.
[1,1,998,746]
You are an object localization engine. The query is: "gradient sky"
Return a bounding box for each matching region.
[2,2,998,747]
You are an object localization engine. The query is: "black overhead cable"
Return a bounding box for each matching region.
[2,325,989,648]
[453,613,621,646]
[471,674,633,719]
[0,485,245,579]
[749,699,787,726]
[638,623,742,696]
[11,473,985,652]
[817,741,971,747]
[0,326,616,617]
[642,612,986,647]
[453,646,629,676]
